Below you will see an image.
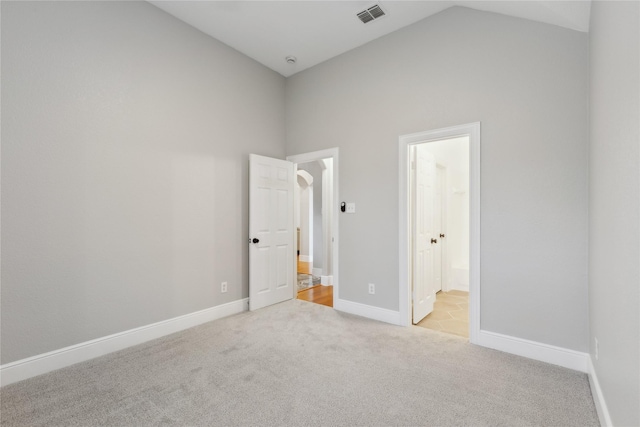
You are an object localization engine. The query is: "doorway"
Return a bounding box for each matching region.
[287,148,339,308]
[398,123,480,343]
[295,168,318,291]
[411,138,469,337]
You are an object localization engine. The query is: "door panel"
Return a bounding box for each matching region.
[434,166,444,292]
[412,145,436,324]
[249,154,294,311]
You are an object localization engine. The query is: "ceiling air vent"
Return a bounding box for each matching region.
[357,4,386,24]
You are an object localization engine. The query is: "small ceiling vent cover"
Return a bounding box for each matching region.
[357,5,386,24]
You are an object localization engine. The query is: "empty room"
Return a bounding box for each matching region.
[1,1,638,426]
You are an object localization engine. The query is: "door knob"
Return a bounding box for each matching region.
[440,234,445,238]
[251,238,259,244]
[431,238,437,244]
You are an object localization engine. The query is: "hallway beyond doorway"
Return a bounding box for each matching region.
[297,254,332,307]
[297,257,320,291]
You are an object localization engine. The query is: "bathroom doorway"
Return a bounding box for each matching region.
[399,122,480,343]
[411,137,470,337]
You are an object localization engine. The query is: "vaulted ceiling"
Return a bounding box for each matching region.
[149,1,592,77]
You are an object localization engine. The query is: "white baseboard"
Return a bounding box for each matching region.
[0,298,249,387]
[334,298,402,325]
[588,356,613,427]
[320,275,333,285]
[330,301,588,375]
[298,255,312,263]
[476,330,589,373]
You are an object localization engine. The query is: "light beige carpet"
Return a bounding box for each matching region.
[1,300,598,426]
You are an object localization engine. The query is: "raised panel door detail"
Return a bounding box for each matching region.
[249,154,294,311]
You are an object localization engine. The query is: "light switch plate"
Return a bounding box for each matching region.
[346,203,356,214]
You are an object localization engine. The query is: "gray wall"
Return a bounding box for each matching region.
[589,2,640,425]
[286,7,589,351]
[1,1,285,363]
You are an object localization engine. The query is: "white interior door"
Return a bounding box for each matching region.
[433,165,444,292]
[412,145,436,324]
[249,154,294,311]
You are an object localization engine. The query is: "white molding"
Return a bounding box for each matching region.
[477,330,589,373]
[298,255,312,263]
[0,298,249,387]
[398,122,481,346]
[296,169,313,186]
[287,148,339,164]
[468,122,481,345]
[588,357,613,427]
[334,298,402,325]
[320,275,333,286]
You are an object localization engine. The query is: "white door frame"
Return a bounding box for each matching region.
[287,148,339,306]
[398,123,480,344]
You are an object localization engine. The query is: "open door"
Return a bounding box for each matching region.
[412,145,436,324]
[249,154,295,311]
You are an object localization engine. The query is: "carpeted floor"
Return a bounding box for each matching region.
[1,300,599,426]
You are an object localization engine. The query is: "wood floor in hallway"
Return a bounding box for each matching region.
[297,285,333,307]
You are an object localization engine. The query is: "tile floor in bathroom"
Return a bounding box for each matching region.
[415,290,469,338]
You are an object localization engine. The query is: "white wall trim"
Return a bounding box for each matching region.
[477,330,589,373]
[298,255,312,263]
[588,357,613,427]
[398,122,481,345]
[333,298,590,376]
[0,298,249,387]
[334,298,402,325]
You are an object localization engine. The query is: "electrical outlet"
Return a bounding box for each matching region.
[221,281,228,293]
[368,283,375,295]
[595,337,599,360]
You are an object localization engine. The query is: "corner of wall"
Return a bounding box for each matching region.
[588,356,614,427]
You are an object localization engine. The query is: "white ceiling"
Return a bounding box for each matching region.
[149,1,592,77]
